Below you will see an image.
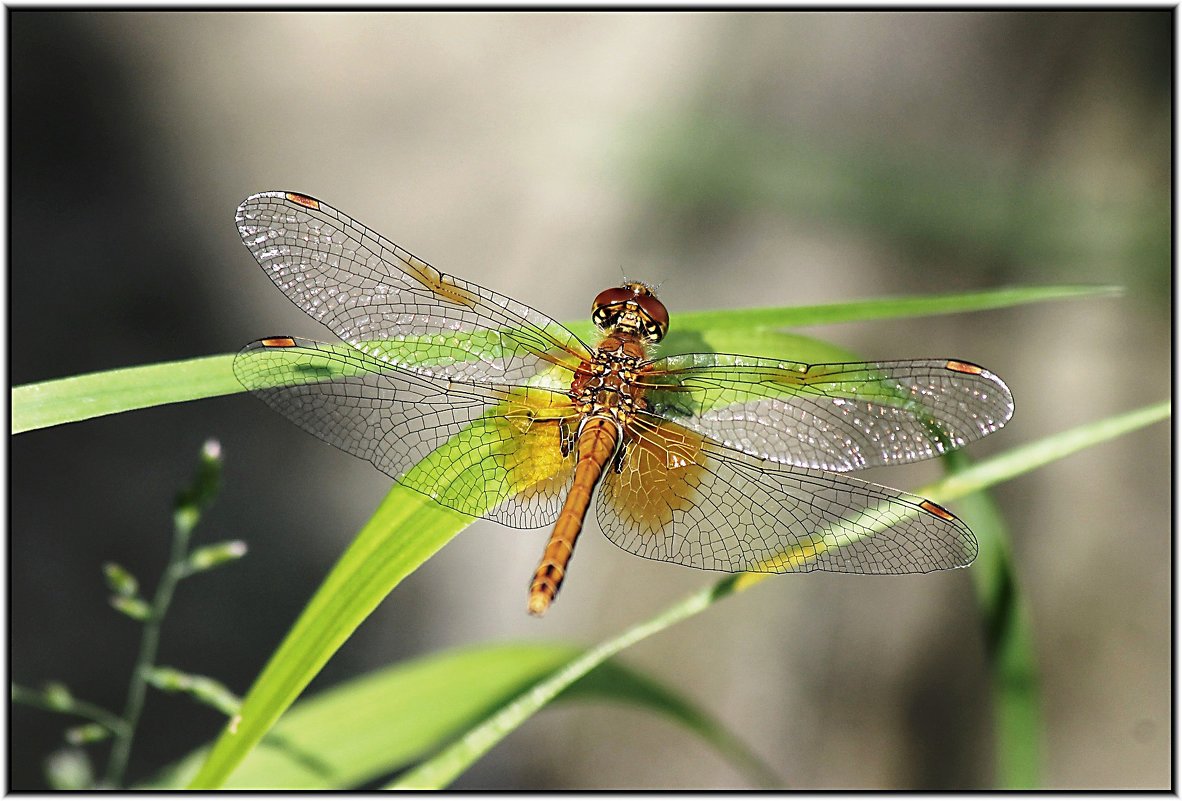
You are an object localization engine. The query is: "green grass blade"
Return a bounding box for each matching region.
[388,579,743,790]
[665,284,1119,332]
[919,401,1167,788]
[12,285,1114,434]
[185,483,470,789]
[565,648,781,789]
[387,400,1168,789]
[933,401,1168,499]
[945,451,1040,788]
[12,355,238,434]
[148,642,776,789]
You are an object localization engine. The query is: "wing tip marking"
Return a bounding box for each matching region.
[919,499,957,522]
[285,192,321,210]
[945,359,985,375]
[260,336,298,348]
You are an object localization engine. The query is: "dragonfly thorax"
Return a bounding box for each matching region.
[569,336,649,434]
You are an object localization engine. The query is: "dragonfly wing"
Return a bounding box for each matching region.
[638,354,1013,471]
[235,336,578,528]
[236,192,594,386]
[596,415,976,573]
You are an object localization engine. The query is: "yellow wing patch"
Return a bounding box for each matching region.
[606,419,707,532]
[494,388,579,497]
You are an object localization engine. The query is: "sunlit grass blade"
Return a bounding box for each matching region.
[147,642,777,789]
[387,400,1168,789]
[185,483,469,789]
[13,285,1113,434]
[933,402,1169,499]
[663,284,1120,333]
[12,355,238,434]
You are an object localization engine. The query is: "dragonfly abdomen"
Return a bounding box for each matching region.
[527,417,620,616]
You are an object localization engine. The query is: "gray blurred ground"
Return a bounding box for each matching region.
[10,11,1170,790]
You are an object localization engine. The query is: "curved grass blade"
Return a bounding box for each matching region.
[147,642,777,789]
[945,451,1040,788]
[387,400,1168,789]
[185,481,469,789]
[13,285,1115,434]
[388,577,744,790]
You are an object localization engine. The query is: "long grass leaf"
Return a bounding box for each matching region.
[13,285,1114,433]
[387,400,1168,789]
[185,484,469,789]
[12,355,237,434]
[946,451,1040,788]
[150,642,777,789]
[670,285,1119,332]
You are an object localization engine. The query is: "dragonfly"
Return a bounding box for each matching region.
[233,191,1014,616]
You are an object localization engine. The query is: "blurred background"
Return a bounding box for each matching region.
[10,10,1170,790]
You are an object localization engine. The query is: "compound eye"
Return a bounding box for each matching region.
[635,293,669,330]
[592,286,634,313]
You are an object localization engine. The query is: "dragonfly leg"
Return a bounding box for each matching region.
[612,439,628,474]
[559,418,572,457]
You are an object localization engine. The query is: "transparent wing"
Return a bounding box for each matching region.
[236,191,594,387]
[234,336,578,528]
[597,414,976,573]
[637,354,1013,472]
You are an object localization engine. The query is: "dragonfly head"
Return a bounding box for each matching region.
[592,282,669,343]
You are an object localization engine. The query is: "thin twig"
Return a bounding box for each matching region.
[11,684,127,736]
[103,515,196,787]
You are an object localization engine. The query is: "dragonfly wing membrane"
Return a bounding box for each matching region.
[596,416,977,574]
[237,192,593,386]
[234,337,578,528]
[639,354,1013,471]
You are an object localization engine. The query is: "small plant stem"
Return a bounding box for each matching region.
[10,684,127,735]
[103,515,196,787]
